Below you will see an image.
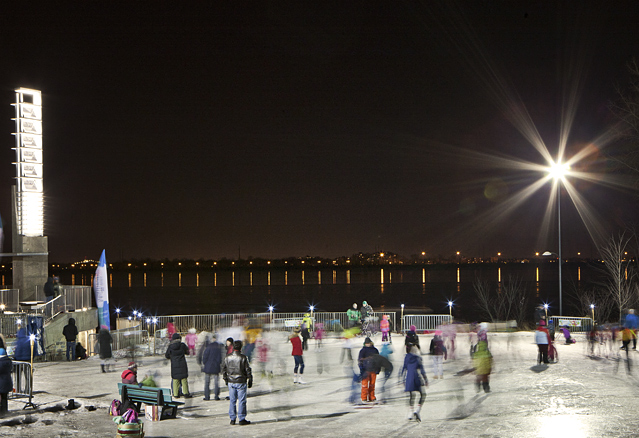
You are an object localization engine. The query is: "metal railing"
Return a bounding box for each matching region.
[548,316,593,333]
[402,314,452,332]
[32,286,93,322]
[139,311,397,335]
[0,289,20,313]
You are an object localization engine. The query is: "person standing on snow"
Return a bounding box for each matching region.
[165,333,192,398]
[222,340,253,425]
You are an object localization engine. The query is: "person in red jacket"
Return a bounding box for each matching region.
[121,362,138,385]
[290,327,306,384]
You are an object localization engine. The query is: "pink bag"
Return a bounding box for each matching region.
[122,408,139,424]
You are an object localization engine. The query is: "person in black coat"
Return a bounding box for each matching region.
[62,318,78,361]
[98,328,113,372]
[202,335,223,400]
[0,348,12,415]
[165,333,191,398]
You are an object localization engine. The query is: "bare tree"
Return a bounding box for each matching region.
[566,282,615,324]
[474,277,495,322]
[473,275,528,327]
[599,233,637,320]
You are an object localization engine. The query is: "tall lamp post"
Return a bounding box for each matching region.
[400,304,405,333]
[448,301,453,321]
[545,161,569,316]
[590,304,595,326]
[543,303,549,322]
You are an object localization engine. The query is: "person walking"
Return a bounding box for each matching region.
[202,334,223,401]
[62,318,78,362]
[165,333,192,398]
[347,303,361,329]
[0,348,12,415]
[358,337,379,403]
[222,340,253,425]
[301,315,311,351]
[98,328,113,373]
[401,345,428,421]
[290,327,306,384]
[380,315,390,343]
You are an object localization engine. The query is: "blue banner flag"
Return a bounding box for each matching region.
[93,250,110,329]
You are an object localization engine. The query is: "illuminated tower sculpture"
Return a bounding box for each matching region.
[11,88,48,302]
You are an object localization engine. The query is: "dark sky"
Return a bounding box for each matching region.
[1,2,639,262]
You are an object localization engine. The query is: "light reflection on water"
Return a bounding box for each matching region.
[54,264,595,317]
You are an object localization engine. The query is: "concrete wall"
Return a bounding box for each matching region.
[44,309,98,360]
[12,235,48,302]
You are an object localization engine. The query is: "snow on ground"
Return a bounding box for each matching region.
[2,330,639,437]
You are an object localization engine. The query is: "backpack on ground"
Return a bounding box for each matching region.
[110,399,122,416]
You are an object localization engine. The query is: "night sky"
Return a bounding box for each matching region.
[2,2,639,263]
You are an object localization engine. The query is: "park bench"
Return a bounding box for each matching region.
[117,383,184,420]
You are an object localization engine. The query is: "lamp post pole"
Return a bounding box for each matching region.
[557,182,563,316]
[400,304,404,333]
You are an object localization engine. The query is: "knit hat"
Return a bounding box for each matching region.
[226,337,234,344]
[364,337,372,345]
[172,333,181,340]
[128,362,136,369]
[410,325,416,332]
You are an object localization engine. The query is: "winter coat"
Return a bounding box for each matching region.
[347,308,361,322]
[185,333,197,350]
[535,328,550,345]
[290,334,303,356]
[121,368,138,385]
[62,318,78,342]
[14,328,31,361]
[166,322,176,339]
[222,350,252,385]
[0,354,12,394]
[429,336,447,359]
[368,354,393,378]
[472,341,493,376]
[98,329,113,359]
[402,352,427,392]
[624,313,639,330]
[380,317,390,333]
[358,345,380,374]
[405,331,420,348]
[202,341,223,375]
[44,277,55,298]
[165,339,189,380]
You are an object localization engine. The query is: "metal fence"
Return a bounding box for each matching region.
[0,289,20,313]
[140,311,397,335]
[9,360,36,408]
[402,314,452,333]
[87,325,149,357]
[548,316,593,333]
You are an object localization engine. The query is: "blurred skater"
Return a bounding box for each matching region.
[185,328,197,356]
[472,340,492,393]
[429,330,447,379]
[401,345,428,422]
[290,327,306,384]
[358,337,379,402]
[535,322,551,364]
[98,328,113,373]
[202,334,223,400]
[380,315,390,342]
[405,325,420,353]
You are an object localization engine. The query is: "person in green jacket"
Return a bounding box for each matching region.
[472,340,492,393]
[347,303,361,328]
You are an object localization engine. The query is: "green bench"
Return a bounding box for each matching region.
[117,383,184,420]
